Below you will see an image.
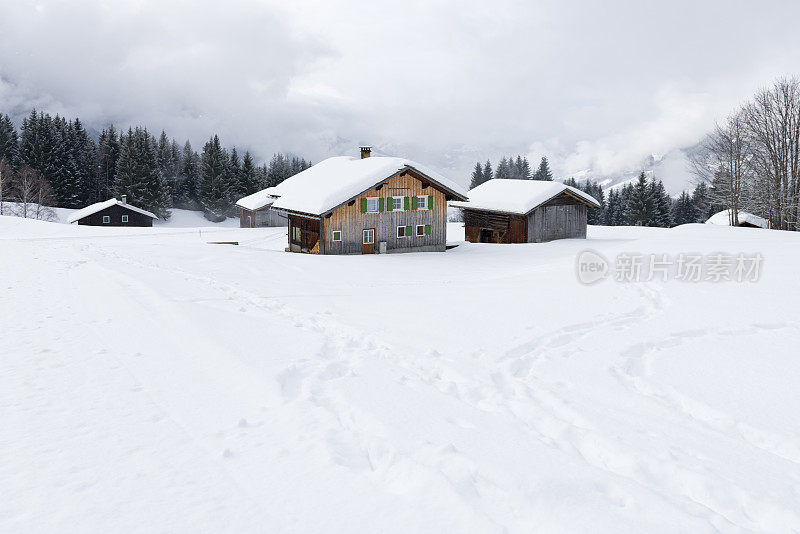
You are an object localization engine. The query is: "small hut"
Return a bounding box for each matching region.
[706,209,769,229]
[235,187,287,228]
[451,179,601,243]
[67,196,157,227]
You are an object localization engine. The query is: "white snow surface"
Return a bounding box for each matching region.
[235,187,282,211]
[271,156,468,215]
[450,179,601,214]
[66,198,158,223]
[3,216,800,532]
[707,209,770,229]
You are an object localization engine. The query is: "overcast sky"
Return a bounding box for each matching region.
[2,0,800,187]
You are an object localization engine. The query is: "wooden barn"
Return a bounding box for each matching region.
[271,147,468,254]
[67,196,157,227]
[235,187,288,228]
[451,179,601,243]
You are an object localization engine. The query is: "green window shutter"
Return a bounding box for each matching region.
[411,196,418,210]
[425,224,431,235]
[405,225,412,237]
[428,195,434,209]
[378,197,384,212]
[360,199,367,213]
[387,198,393,212]
[404,196,410,210]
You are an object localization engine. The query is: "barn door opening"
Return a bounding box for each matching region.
[479,228,494,243]
[362,228,375,254]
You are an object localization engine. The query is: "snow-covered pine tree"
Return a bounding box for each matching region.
[69,118,99,206]
[0,114,19,167]
[179,140,200,209]
[470,162,484,189]
[199,135,232,222]
[495,157,510,179]
[96,125,121,201]
[113,127,171,219]
[603,189,618,225]
[691,182,712,223]
[240,151,259,196]
[519,156,532,180]
[228,147,243,201]
[255,163,269,190]
[156,131,177,206]
[114,128,148,205]
[624,172,655,226]
[533,157,553,181]
[649,179,673,227]
[671,190,696,226]
[483,160,493,182]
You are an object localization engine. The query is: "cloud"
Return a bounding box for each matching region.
[1,0,800,188]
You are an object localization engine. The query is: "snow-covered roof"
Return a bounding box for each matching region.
[706,209,769,229]
[270,156,468,216]
[450,179,601,215]
[235,187,281,211]
[66,198,158,224]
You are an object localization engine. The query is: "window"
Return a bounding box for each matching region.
[416,225,425,236]
[103,215,110,224]
[392,196,404,211]
[366,197,379,212]
[121,215,129,223]
[292,226,301,241]
[416,196,428,210]
[363,229,374,244]
[332,230,342,242]
[397,226,412,238]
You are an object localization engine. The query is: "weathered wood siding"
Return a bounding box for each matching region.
[239,206,287,228]
[288,215,321,253]
[463,192,589,244]
[463,209,526,243]
[77,204,154,227]
[527,194,587,242]
[320,170,448,255]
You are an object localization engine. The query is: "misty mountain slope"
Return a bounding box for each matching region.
[569,146,699,196]
[2,218,799,533]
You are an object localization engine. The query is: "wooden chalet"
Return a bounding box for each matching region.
[235,187,287,228]
[67,196,157,227]
[271,147,468,254]
[451,179,601,243]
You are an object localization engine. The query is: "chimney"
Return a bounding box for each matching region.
[121,195,127,205]
[360,146,371,159]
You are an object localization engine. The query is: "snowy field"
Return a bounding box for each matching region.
[2,216,800,533]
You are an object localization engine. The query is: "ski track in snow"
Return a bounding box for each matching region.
[3,220,800,532]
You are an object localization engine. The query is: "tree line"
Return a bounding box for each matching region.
[691,76,800,230]
[564,172,718,227]
[470,155,554,188]
[0,110,311,221]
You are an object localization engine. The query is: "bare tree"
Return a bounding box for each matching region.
[691,109,753,225]
[34,176,57,222]
[8,165,57,221]
[13,165,38,219]
[743,77,800,230]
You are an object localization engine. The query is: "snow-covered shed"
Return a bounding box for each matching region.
[451,179,601,243]
[270,147,468,254]
[706,209,769,229]
[67,196,157,227]
[235,186,287,228]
